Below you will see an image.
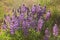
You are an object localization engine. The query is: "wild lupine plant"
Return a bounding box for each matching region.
[2,4,59,40]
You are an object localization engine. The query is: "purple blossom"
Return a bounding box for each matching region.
[37,18,44,32]
[19,13,24,21]
[31,20,36,28]
[5,15,11,22]
[27,15,33,21]
[37,12,42,20]
[26,20,31,28]
[13,20,19,29]
[10,29,15,35]
[53,24,59,36]
[31,5,36,14]
[36,4,42,13]
[22,19,27,28]
[36,4,42,20]
[45,10,51,20]
[16,17,20,26]
[45,28,50,37]
[10,22,14,29]
[21,4,27,13]
[10,18,19,30]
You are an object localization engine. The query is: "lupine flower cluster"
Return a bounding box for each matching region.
[2,4,59,39]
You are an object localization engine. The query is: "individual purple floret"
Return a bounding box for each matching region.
[37,18,44,32]
[45,28,50,37]
[53,24,59,36]
[45,10,51,20]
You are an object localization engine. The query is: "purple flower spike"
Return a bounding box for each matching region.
[53,24,59,36]
[21,4,27,13]
[37,18,44,32]
[31,5,36,15]
[45,10,51,20]
[36,4,42,20]
[36,4,42,13]
[45,28,50,37]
